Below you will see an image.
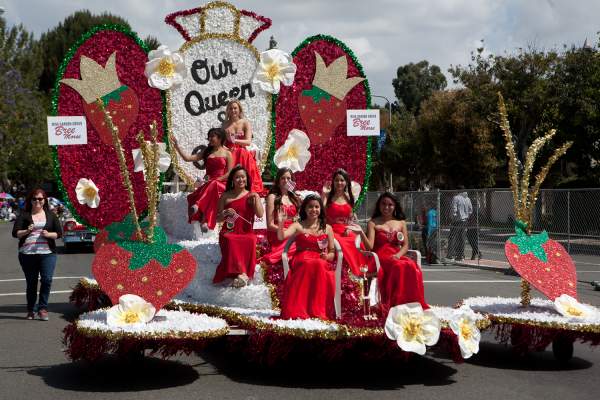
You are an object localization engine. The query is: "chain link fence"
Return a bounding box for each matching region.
[355,189,600,268]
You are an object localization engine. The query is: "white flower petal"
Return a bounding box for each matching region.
[75,178,100,208]
[397,335,427,355]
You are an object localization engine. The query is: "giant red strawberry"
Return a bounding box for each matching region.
[61,52,139,146]
[298,52,364,145]
[92,225,196,310]
[505,221,577,300]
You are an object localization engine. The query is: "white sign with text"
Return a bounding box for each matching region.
[47,116,87,145]
[346,110,380,136]
[253,197,267,230]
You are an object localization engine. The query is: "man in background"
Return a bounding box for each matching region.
[447,186,473,262]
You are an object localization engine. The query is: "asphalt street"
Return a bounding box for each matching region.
[1,222,599,400]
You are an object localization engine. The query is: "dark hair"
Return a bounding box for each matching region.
[298,194,327,232]
[269,167,300,210]
[25,188,49,213]
[226,165,251,192]
[202,127,227,163]
[327,168,354,207]
[371,192,406,221]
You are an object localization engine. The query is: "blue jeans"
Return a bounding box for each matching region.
[18,253,57,312]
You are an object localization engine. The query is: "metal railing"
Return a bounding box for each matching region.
[355,188,600,268]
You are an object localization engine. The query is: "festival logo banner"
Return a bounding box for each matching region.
[165,2,272,182]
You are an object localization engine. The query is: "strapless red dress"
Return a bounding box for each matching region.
[187,156,228,229]
[280,233,335,320]
[326,202,369,276]
[260,203,298,265]
[213,193,257,283]
[373,229,428,314]
[227,131,264,194]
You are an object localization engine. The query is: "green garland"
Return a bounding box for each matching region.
[50,24,164,232]
[269,34,372,209]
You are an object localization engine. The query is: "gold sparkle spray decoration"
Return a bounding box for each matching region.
[497,93,573,307]
[166,132,195,189]
[96,98,144,241]
[136,121,161,243]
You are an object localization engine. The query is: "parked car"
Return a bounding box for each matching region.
[62,218,95,250]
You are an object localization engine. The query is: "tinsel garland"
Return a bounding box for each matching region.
[50,24,163,232]
[271,34,372,209]
[63,321,227,361]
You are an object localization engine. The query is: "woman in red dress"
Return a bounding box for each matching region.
[277,194,336,320]
[322,169,367,276]
[172,128,233,232]
[214,165,264,287]
[261,167,300,265]
[222,100,264,194]
[355,192,428,315]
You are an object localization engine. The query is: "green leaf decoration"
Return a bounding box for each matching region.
[100,85,128,106]
[119,239,182,271]
[301,85,331,104]
[509,220,549,262]
[105,214,151,243]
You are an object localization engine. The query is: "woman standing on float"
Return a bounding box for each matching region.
[354,192,428,314]
[222,99,264,194]
[277,194,336,320]
[322,169,367,276]
[214,165,264,288]
[172,128,233,232]
[261,167,300,266]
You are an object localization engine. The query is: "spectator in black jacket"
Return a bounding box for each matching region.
[12,188,62,320]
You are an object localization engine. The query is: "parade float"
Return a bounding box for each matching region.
[56,1,599,364]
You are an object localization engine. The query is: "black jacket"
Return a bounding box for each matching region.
[12,209,63,252]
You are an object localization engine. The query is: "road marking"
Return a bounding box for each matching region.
[422,268,482,272]
[0,276,84,283]
[0,290,72,297]
[424,280,520,283]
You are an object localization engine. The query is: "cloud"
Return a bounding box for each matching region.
[2,0,599,102]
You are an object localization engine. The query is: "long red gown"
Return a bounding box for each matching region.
[373,229,428,314]
[260,203,298,265]
[187,156,228,229]
[213,193,257,284]
[280,233,336,320]
[227,131,264,194]
[326,202,369,275]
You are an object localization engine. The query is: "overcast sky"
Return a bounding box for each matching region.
[2,0,598,103]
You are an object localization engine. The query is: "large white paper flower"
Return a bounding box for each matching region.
[252,49,296,94]
[145,45,186,90]
[351,181,362,198]
[106,294,156,327]
[75,178,100,208]
[385,302,441,355]
[274,129,311,172]
[449,307,481,359]
[554,294,598,320]
[131,142,172,180]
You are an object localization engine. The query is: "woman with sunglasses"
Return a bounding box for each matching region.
[172,127,233,232]
[12,188,62,320]
[214,165,264,288]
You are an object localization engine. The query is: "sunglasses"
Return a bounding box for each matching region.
[32,198,45,202]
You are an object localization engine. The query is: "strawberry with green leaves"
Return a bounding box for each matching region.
[298,52,364,145]
[505,221,577,300]
[61,52,139,146]
[92,218,196,310]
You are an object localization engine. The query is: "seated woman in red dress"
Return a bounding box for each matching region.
[261,167,300,266]
[172,128,233,232]
[222,100,264,194]
[277,194,336,320]
[214,165,264,288]
[322,169,368,276]
[354,192,428,315]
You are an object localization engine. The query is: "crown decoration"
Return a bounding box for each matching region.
[61,52,123,104]
[312,52,365,100]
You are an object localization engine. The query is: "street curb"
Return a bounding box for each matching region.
[429,260,511,274]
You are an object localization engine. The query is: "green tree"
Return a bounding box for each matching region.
[416,90,498,188]
[392,60,447,114]
[0,17,42,89]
